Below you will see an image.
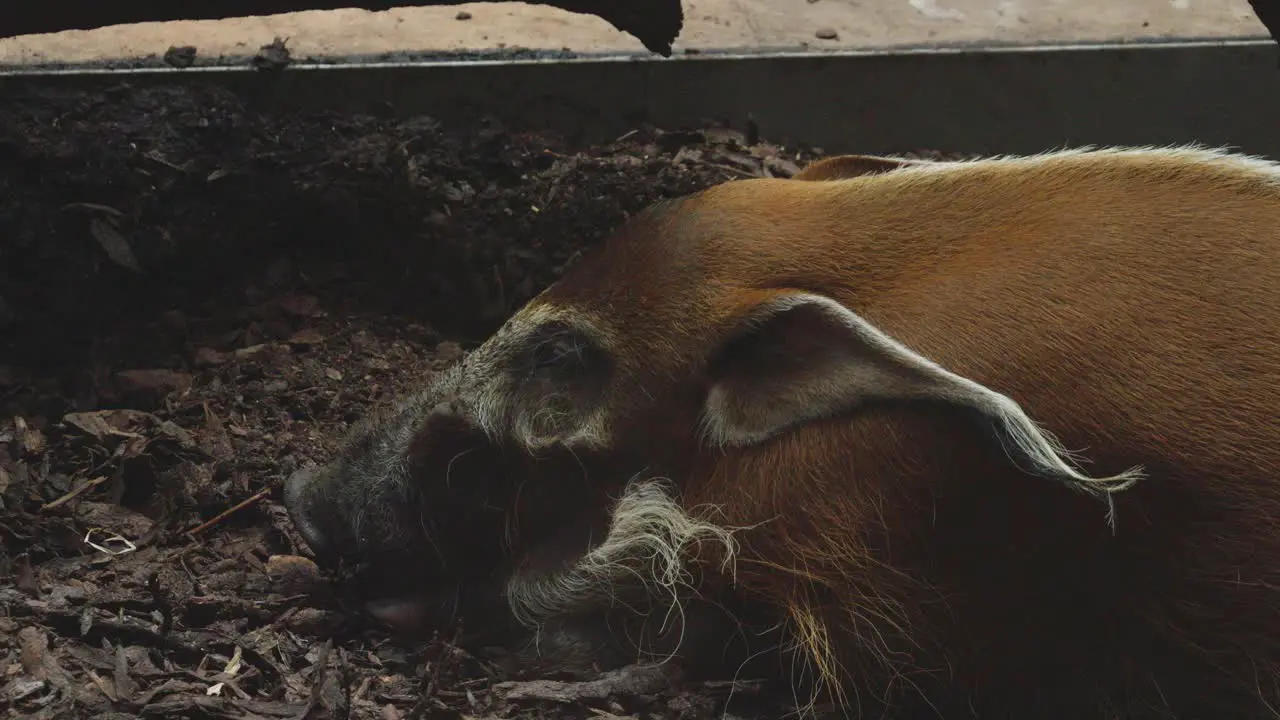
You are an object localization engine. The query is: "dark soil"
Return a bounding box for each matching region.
[0,81,965,720]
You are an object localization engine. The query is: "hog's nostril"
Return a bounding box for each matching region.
[282,465,334,558]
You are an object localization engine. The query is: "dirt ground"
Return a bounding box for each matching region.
[0,81,980,719]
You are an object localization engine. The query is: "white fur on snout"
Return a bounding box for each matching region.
[505,478,744,643]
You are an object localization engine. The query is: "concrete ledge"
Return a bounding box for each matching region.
[0,0,1267,67]
[3,39,1278,159]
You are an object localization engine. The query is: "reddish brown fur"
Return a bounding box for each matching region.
[523,148,1280,718]
[789,153,938,180]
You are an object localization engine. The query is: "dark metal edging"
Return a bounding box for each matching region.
[2,38,1277,157]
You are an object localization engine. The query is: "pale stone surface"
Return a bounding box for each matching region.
[0,0,1267,67]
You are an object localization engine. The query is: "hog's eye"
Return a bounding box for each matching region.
[518,320,612,393]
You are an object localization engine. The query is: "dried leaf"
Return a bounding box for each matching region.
[113,369,193,398]
[6,678,46,702]
[18,627,48,678]
[114,644,136,702]
[89,217,144,273]
[223,645,243,677]
[61,410,152,441]
[87,668,118,702]
[14,417,46,457]
[287,328,325,346]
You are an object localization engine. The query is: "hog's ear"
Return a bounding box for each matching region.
[700,292,1143,498]
[791,154,930,181]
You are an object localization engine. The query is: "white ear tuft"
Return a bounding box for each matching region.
[700,292,1142,515]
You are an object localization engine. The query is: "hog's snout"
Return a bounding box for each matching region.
[283,464,335,560]
[273,361,626,640]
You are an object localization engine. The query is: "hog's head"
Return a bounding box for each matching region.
[282,198,744,643]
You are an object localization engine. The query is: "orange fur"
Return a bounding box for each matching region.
[521,146,1280,718]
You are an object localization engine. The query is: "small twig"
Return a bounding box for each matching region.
[185,488,272,536]
[177,550,204,594]
[708,162,761,178]
[215,675,253,700]
[352,675,373,703]
[148,571,174,635]
[339,648,354,720]
[40,475,109,512]
[143,150,188,172]
[86,669,118,702]
[295,638,334,720]
[432,622,465,696]
[59,202,125,218]
[408,628,459,720]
